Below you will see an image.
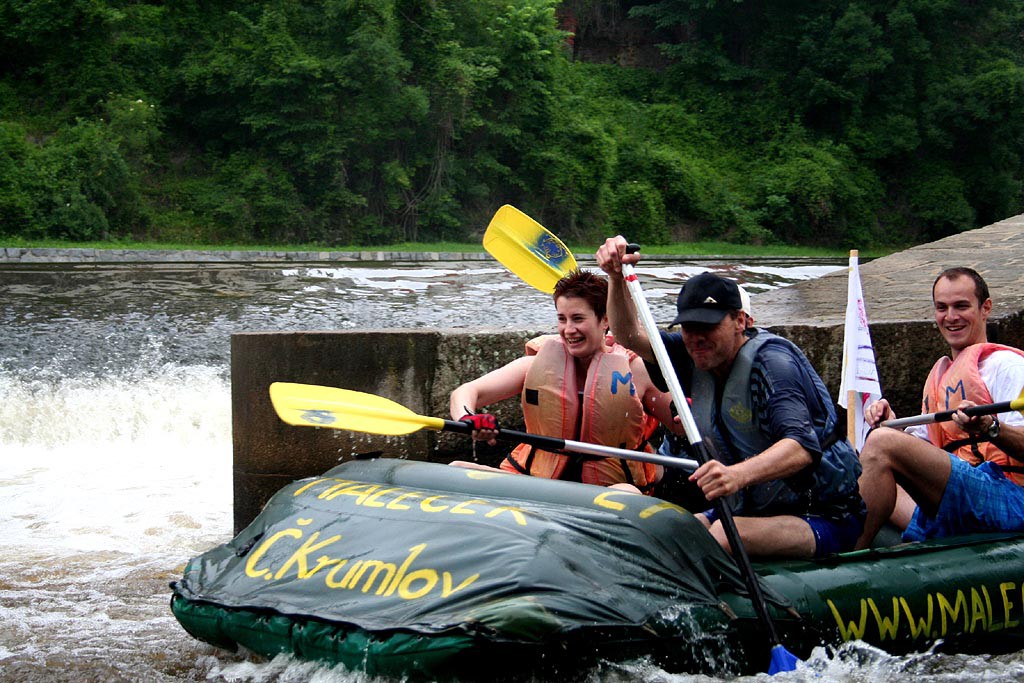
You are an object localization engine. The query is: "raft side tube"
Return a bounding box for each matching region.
[719,532,1024,657]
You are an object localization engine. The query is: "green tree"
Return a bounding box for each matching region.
[0,0,1021,246]
[629,0,1024,244]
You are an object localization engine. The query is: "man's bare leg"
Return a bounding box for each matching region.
[855,428,953,549]
[706,515,817,559]
[891,485,916,529]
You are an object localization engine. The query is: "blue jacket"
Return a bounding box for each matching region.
[649,328,863,520]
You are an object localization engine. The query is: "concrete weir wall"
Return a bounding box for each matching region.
[232,214,1024,533]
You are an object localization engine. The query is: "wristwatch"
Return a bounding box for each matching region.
[988,415,1001,439]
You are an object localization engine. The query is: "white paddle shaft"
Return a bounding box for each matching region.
[621,263,704,450]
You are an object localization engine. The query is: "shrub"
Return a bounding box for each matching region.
[0,121,37,235]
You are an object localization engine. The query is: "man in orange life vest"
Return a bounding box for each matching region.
[856,267,1024,548]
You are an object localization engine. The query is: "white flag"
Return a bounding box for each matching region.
[838,251,882,452]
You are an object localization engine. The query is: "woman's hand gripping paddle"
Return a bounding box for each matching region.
[268,382,699,472]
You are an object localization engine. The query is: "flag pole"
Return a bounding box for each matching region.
[846,249,858,449]
[839,249,881,453]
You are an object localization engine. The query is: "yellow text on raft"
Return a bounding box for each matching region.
[829,582,1024,641]
[244,517,480,600]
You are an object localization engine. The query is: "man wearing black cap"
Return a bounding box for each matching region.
[597,237,864,559]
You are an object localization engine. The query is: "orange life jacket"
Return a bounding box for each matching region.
[922,342,1024,485]
[500,335,660,491]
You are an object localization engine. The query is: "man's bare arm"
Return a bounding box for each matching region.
[596,236,654,362]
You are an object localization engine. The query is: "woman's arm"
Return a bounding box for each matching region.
[449,356,533,419]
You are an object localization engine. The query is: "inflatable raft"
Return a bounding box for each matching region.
[171,458,1024,678]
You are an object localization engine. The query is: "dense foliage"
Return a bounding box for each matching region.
[1,0,1022,247]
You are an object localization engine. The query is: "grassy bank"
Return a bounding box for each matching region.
[1,237,894,259]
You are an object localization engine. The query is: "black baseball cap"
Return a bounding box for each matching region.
[670,272,744,326]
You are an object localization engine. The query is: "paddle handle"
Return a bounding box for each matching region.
[881,397,1024,429]
[445,419,699,472]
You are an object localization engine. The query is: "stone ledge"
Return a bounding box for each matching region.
[0,247,495,263]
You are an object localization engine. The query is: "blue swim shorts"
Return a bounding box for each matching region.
[804,512,864,558]
[903,456,1024,542]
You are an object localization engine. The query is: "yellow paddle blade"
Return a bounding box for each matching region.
[1012,386,1024,413]
[268,382,445,436]
[483,204,577,293]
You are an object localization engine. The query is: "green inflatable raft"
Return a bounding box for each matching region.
[171,458,1024,678]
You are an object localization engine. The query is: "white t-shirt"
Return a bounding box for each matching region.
[908,349,1024,441]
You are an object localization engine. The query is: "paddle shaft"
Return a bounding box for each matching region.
[444,419,698,471]
[882,397,1024,429]
[268,381,701,473]
[620,256,786,651]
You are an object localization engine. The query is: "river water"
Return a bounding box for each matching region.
[3,256,1024,682]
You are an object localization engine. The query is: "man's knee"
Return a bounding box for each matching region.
[859,427,907,468]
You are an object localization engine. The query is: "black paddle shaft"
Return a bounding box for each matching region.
[692,440,785,650]
[932,401,1015,423]
[883,398,1018,428]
